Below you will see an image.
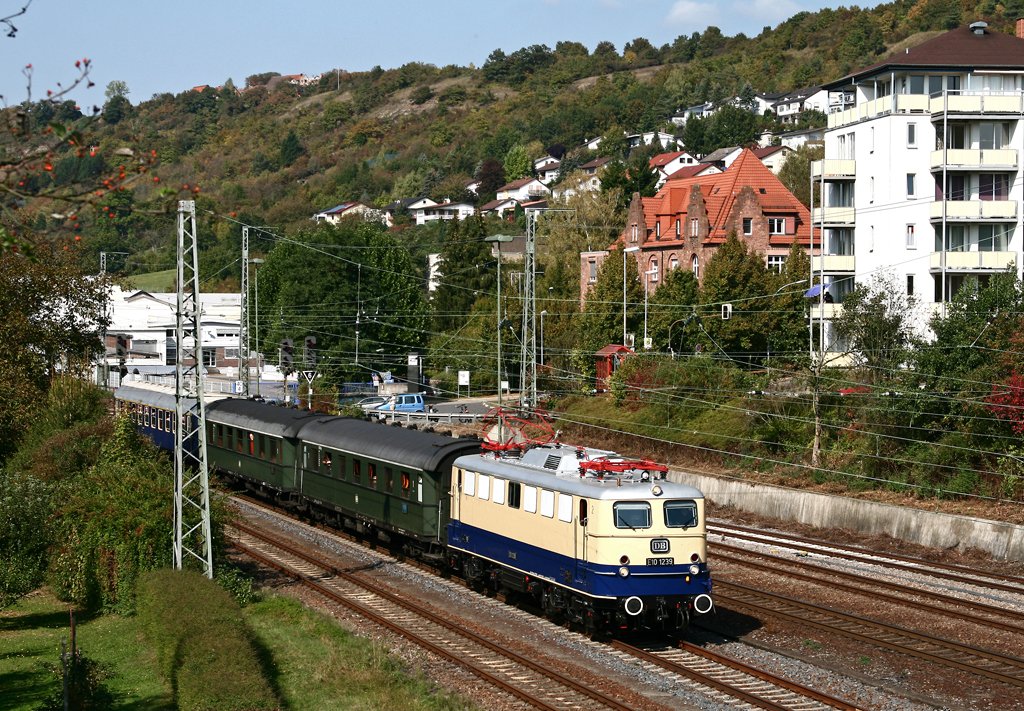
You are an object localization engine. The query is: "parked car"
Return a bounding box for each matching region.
[374,393,425,416]
[355,396,387,412]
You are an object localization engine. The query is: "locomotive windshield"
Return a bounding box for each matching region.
[613,502,651,529]
[664,500,698,528]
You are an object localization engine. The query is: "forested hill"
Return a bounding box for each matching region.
[33,0,1018,281]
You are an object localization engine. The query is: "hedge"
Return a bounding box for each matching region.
[137,569,278,711]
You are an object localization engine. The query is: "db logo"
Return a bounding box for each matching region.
[650,539,670,554]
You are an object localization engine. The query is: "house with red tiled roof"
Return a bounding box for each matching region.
[665,163,721,181]
[751,145,793,174]
[649,150,700,186]
[580,148,817,304]
[496,176,550,202]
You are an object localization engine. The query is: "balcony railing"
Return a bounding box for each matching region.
[929,200,1017,220]
[929,148,1017,171]
[812,254,856,272]
[929,92,1024,117]
[809,303,844,320]
[811,159,856,179]
[827,94,929,129]
[929,250,1016,271]
[812,206,856,225]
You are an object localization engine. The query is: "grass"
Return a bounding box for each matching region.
[122,269,175,292]
[0,589,477,711]
[0,590,173,711]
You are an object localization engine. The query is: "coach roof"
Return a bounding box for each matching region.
[205,399,320,438]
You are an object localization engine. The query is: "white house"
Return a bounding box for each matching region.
[813,20,1024,355]
[313,202,384,225]
[700,146,744,169]
[649,150,700,187]
[537,161,561,184]
[479,197,519,218]
[496,177,550,202]
[752,145,793,174]
[410,200,475,225]
[671,102,715,126]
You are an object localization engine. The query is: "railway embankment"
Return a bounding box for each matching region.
[672,470,1024,561]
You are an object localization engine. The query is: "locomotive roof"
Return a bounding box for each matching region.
[299,418,480,472]
[454,444,704,501]
[205,398,321,438]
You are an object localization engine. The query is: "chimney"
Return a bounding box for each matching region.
[1017,18,1024,39]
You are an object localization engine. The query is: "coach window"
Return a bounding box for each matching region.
[665,500,698,529]
[401,472,411,496]
[557,493,572,523]
[270,439,280,464]
[323,451,334,473]
[385,467,393,491]
[613,501,652,529]
[259,435,266,459]
[144,407,150,428]
[236,429,243,453]
[478,474,490,501]
[492,478,505,505]
[540,489,555,518]
[353,459,362,484]
[523,485,537,513]
[368,463,377,488]
[248,433,255,456]
[335,454,345,479]
[508,482,522,509]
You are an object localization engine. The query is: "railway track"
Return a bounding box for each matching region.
[709,521,1024,595]
[715,579,1024,690]
[712,544,1024,634]
[610,641,860,711]
[231,505,869,709]
[229,520,638,711]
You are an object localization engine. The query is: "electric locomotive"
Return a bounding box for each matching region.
[448,441,713,634]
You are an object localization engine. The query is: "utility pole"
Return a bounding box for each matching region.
[174,200,213,579]
[240,227,250,398]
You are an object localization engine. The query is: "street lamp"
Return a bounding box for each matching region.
[486,235,516,407]
[249,258,265,396]
[643,267,658,350]
[622,246,640,345]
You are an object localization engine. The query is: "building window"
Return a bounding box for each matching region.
[675,219,680,237]
[767,255,785,273]
[224,347,238,360]
[689,218,699,237]
[669,255,679,271]
[691,255,699,279]
[648,262,659,282]
[202,347,217,367]
[630,224,638,243]
[906,174,916,198]
[907,274,915,296]
[979,174,1009,201]
[742,217,753,235]
[907,123,917,148]
[655,222,661,239]
[906,224,916,249]
[588,260,597,283]
[768,218,785,235]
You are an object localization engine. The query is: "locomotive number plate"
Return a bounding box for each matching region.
[646,557,674,566]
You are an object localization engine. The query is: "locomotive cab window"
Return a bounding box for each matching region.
[664,500,698,528]
[492,478,505,505]
[613,502,652,529]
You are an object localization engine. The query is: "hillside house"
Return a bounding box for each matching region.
[496,177,550,202]
[313,202,385,225]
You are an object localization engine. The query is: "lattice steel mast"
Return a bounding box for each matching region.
[174,200,213,578]
[239,226,250,398]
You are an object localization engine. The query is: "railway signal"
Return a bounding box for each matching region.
[281,338,294,372]
[304,335,316,366]
[115,334,129,357]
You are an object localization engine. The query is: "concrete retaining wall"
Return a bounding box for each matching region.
[670,471,1024,562]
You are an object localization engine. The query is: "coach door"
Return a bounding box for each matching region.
[574,498,589,587]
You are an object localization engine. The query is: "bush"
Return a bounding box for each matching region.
[138,569,278,711]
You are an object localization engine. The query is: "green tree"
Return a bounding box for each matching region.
[764,243,813,365]
[279,130,304,167]
[503,144,532,182]
[833,272,917,381]
[778,144,823,208]
[431,216,495,334]
[579,249,643,352]
[698,232,771,360]
[647,267,700,355]
[104,79,129,102]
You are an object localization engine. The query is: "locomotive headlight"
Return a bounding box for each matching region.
[651,484,663,496]
[618,566,630,577]
[689,564,700,575]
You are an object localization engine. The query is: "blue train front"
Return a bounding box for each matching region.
[447,444,713,634]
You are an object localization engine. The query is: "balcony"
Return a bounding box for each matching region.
[812,206,855,226]
[812,254,856,272]
[930,92,1024,117]
[811,159,856,180]
[828,94,930,129]
[929,200,1017,221]
[929,251,1016,271]
[809,303,844,320]
[929,148,1017,171]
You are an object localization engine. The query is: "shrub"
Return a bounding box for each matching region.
[138,569,278,711]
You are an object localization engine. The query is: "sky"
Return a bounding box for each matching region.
[0,0,886,106]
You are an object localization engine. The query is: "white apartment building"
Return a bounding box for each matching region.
[812,21,1024,354]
